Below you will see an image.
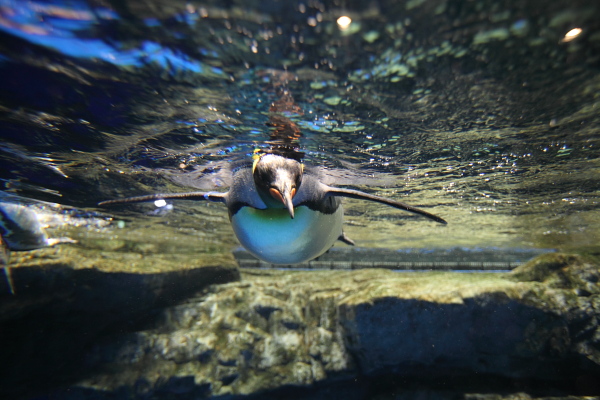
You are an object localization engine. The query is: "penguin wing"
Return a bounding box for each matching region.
[225,167,268,214]
[292,174,341,214]
[98,191,227,206]
[324,186,447,225]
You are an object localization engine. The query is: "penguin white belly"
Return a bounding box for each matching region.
[231,205,343,264]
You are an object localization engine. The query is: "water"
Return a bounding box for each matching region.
[0,0,599,398]
[1,0,598,259]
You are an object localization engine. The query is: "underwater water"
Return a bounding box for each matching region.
[0,0,599,399]
[0,0,598,257]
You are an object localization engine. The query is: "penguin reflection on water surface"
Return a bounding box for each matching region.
[100,153,447,264]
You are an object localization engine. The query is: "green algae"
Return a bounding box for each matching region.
[323,96,342,106]
[473,28,510,45]
[362,30,380,43]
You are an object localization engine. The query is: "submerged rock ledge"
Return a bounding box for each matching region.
[2,252,599,399]
[59,254,600,398]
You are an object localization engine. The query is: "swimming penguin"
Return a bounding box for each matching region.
[0,202,52,254]
[0,201,76,263]
[0,201,76,294]
[100,153,446,264]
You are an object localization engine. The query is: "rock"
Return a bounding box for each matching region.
[0,246,240,399]
[2,252,599,399]
[26,253,599,399]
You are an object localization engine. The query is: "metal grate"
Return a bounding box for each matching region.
[233,247,555,271]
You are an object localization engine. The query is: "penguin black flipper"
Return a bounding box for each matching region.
[225,167,268,215]
[292,174,341,214]
[324,187,447,225]
[98,191,227,206]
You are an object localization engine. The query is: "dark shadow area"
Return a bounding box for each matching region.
[340,295,600,382]
[43,372,600,400]
[226,373,600,400]
[0,264,240,399]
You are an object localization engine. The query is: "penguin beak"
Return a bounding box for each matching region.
[282,187,295,219]
[269,186,296,219]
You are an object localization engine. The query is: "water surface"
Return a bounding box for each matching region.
[0,0,599,265]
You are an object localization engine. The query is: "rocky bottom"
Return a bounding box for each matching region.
[1,251,599,399]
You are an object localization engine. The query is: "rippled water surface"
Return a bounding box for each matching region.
[1,0,599,266]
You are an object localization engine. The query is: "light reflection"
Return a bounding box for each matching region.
[562,28,582,42]
[337,16,352,30]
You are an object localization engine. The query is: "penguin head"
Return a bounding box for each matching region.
[253,154,303,218]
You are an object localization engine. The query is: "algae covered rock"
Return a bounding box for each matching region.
[0,246,240,399]
[76,273,356,398]
[39,253,600,399]
[511,253,600,295]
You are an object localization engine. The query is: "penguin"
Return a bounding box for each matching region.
[1,201,77,294]
[0,202,60,254]
[0,202,45,293]
[0,201,76,259]
[99,153,447,264]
